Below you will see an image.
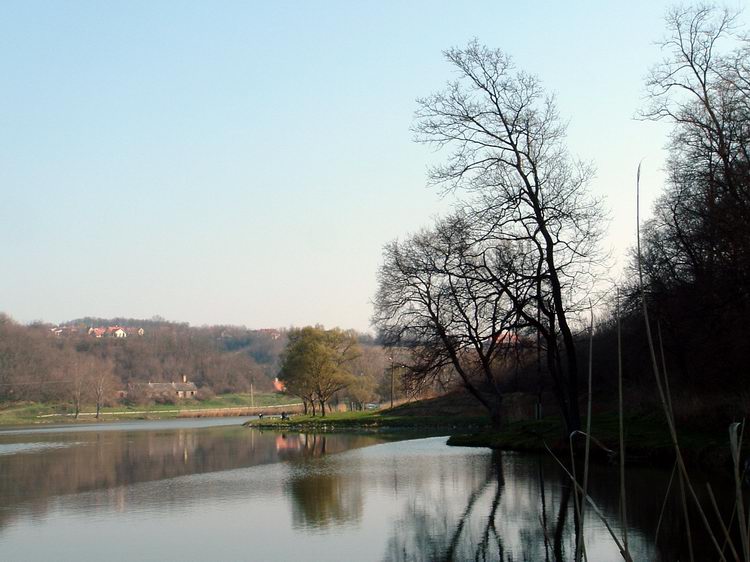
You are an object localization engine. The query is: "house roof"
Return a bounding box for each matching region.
[142,381,198,392]
[172,382,197,392]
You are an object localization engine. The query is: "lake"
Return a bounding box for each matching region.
[0,418,722,560]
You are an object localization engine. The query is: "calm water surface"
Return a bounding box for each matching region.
[0,418,716,561]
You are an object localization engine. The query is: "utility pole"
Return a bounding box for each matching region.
[390,355,395,409]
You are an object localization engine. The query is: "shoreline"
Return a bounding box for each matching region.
[244,409,742,472]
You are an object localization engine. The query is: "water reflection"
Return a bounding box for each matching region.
[0,420,385,534]
[381,446,726,562]
[280,434,360,529]
[384,452,578,561]
[0,423,729,561]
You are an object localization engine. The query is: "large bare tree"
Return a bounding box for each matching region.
[401,42,604,431]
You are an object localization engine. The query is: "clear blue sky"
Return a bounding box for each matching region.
[1,1,746,331]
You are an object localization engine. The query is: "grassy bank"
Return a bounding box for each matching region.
[244,409,489,432]
[245,391,490,432]
[0,392,300,426]
[447,412,741,468]
[246,393,745,470]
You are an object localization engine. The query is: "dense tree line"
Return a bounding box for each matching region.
[633,5,750,393]
[0,315,288,405]
[0,314,398,413]
[587,5,750,421]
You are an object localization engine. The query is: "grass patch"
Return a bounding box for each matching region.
[244,408,489,432]
[448,411,739,469]
[186,392,299,409]
[0,401,64,426]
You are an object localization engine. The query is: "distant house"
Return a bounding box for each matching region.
[257,328,282,340]
[132,375,198,399]
[273,377,286,392]
[109,327,127,338]
[490,331,520,346]
[88,325,144,338]
[50,326,79,337]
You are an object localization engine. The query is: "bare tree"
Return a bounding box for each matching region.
[638,5,750,386]
[92,359,117,419]
[405,42,604,431]
[375,214,532,428]
[69,358,86,419]
[641,5,750,288]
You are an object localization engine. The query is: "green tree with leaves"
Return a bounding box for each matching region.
[278,327,359,416]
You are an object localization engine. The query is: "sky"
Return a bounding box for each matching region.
[1,1,747,332]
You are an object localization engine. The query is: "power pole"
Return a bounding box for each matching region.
[390,355,395,409]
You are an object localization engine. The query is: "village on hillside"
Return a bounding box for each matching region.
[49,325,145,338]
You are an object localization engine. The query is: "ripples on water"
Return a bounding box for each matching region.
[0,419,727,561]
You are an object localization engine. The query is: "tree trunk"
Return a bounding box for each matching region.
[319,399,326,417]
[539,218,582,433]
[489,405,502,430]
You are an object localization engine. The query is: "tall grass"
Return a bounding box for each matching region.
[617,287,629,555]
[636,163,734,559]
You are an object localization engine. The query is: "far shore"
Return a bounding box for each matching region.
[37,402,304,420]
[0,392,302,427]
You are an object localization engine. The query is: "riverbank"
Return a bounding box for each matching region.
[447,412,744,469]
[244,391,491,432]
[245,402,744,471]
[244,409,488,432]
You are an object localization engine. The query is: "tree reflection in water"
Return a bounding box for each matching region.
[284,434,365,529]
[0,426,728,560]
[0,423,383,534]
[382,450,665,562]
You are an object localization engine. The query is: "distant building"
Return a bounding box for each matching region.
[257,328,282,340]
[87,325,145,338]
[131,375,198,399]
[109,327,127,338]
[273,377,286,392]
[489,331,521,347]
[88,327,107,338]
[50,326,79,337]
